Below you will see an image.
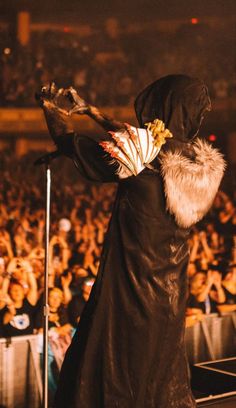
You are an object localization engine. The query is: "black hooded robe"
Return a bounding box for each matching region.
[54,75,225,408]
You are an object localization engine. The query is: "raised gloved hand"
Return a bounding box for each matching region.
[35,82,74,143]
[64,86,90,115]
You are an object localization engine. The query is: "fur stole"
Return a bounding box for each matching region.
[160,138,226,228]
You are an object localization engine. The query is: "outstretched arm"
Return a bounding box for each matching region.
[35,83,74,144]
[35,83,119,183]
[65,87,125,132]
[36,83,171,180]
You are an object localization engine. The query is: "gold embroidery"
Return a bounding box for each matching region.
[145,119,173,149]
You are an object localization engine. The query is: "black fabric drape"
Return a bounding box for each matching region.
[54,75,213,407]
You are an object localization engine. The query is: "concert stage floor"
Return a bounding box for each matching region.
[192,357,236,408]
[197,395,236,407]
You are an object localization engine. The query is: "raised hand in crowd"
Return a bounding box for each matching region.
[0,229,14,261]
[14,227,32,256]
[49,235,70,272]
[198,231,214,263]
[218,264,236,313]
[207,269,226,304]
[219,199,236,223]
[61,272,73,305]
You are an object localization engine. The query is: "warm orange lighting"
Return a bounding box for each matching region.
[4,47,11,55]
[63,26,71,33]
[209,134,217,142]
[191,18,199,25]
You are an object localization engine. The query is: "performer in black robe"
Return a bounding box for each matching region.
[37,75,225,408]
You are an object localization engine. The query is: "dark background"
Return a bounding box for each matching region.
[0,0,235,22]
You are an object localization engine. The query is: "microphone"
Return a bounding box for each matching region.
[34,150,61,166]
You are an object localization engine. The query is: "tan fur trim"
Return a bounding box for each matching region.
[160,138,226,228]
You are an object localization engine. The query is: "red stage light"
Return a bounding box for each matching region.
[191,18,199,25]
[63,26,70,33]
[209,134,217,142]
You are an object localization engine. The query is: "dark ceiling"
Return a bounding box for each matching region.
[0,0,235,23]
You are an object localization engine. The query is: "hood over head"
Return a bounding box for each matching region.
[134,74,211,143]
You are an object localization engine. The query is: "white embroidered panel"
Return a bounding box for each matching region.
[99,125,161,179]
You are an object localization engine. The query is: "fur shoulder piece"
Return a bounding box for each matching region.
[160,138,226,228]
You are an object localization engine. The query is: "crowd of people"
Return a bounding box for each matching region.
[0,18,235,107]
[0,15,236,389]
[0,146,235,397]
[0,149,235,339]
[0,150,114,338]
[0,13,235,406]
[186,190,236,326]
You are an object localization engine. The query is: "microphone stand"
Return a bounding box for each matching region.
[35,154,53,408]
[43,161,51,408]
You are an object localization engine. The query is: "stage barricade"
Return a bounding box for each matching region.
[185,312,236,364]
[0,313,235,407]
[0,335,42,408]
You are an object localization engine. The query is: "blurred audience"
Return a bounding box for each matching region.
[0,15,235,395]
[0,149,115,338]
[0,149,235,339]
[186,193,236,321]
[0,19,235,107]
